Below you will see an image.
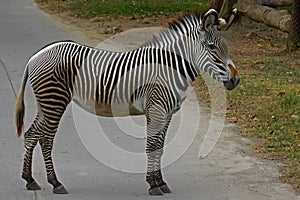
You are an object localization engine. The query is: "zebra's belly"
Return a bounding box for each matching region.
[72,98,145,117]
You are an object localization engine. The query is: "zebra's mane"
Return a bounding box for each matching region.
[142,12,203,47]
[167,12,202,32]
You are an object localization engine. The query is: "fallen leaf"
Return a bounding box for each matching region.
[277,91,285,96]
[229,117,237,123]
[291,114,299,119]
[199,156,205,160]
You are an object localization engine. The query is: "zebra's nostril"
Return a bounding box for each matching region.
[223,76,240,90]
[235,77,240,85]
[230,76,240,87]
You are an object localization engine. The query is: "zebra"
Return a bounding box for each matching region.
[14,9,239,195]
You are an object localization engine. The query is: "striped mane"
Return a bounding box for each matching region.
[167,12,202,33]
[142,12,203,47]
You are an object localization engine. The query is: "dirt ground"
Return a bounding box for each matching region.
[38,2,289,56]
[37,5,294,86]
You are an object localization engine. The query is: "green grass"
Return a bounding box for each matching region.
[226,56,300,189]
[38,0,210,18]
[278,6,292,13]
[195,51,300,190]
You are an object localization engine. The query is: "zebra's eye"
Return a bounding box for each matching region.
[207,43,217,50]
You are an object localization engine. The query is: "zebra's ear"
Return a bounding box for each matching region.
[217,8,238,31]
[202,9,219,31]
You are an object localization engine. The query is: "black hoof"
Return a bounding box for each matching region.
[53,185,68,194]
[149,187,163,196]
[160,184,172,193]
[26,180,41,191]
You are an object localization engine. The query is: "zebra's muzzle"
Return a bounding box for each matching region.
[223,76,240,90]
[223,64,239,90]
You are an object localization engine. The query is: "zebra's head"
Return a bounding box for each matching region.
[194,9,240,90]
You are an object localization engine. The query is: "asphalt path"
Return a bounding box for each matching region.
[0,0,299,199]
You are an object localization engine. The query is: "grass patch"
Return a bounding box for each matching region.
[195,48,300,190]
[226,55,300,190]
[278,6,292,13]
[37,0,210,18]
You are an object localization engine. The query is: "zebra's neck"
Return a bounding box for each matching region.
[140,28,199,81]
[134,46,198,83]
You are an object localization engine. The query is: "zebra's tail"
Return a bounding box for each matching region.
[14,63,29,137]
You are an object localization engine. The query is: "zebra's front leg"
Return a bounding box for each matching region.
[146,149,172,195]
[146,114,172,195]
[39,134,68,194]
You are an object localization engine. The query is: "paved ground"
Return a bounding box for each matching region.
[0,0,299,200]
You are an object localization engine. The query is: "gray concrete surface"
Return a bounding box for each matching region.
[0,0,299,199]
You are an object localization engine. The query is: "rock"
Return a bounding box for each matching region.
[104,26,122,34]
[245,31,259,38]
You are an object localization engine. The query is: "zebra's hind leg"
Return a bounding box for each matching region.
[39,123,68,194]
[22,117,42,191]
[33,80,71,194]
[146,113,172,195]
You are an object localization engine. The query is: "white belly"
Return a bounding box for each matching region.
[72,97,145,117]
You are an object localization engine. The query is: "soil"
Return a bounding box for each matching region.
[38,3,172,41]
[38,3,290,60]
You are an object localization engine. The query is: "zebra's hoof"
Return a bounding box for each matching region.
[149,187,164,196]
[160,184,172,193]
[53,185,68,194]
[26,180,41,190]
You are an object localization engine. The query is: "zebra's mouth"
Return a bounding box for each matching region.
[223,76,240,90]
